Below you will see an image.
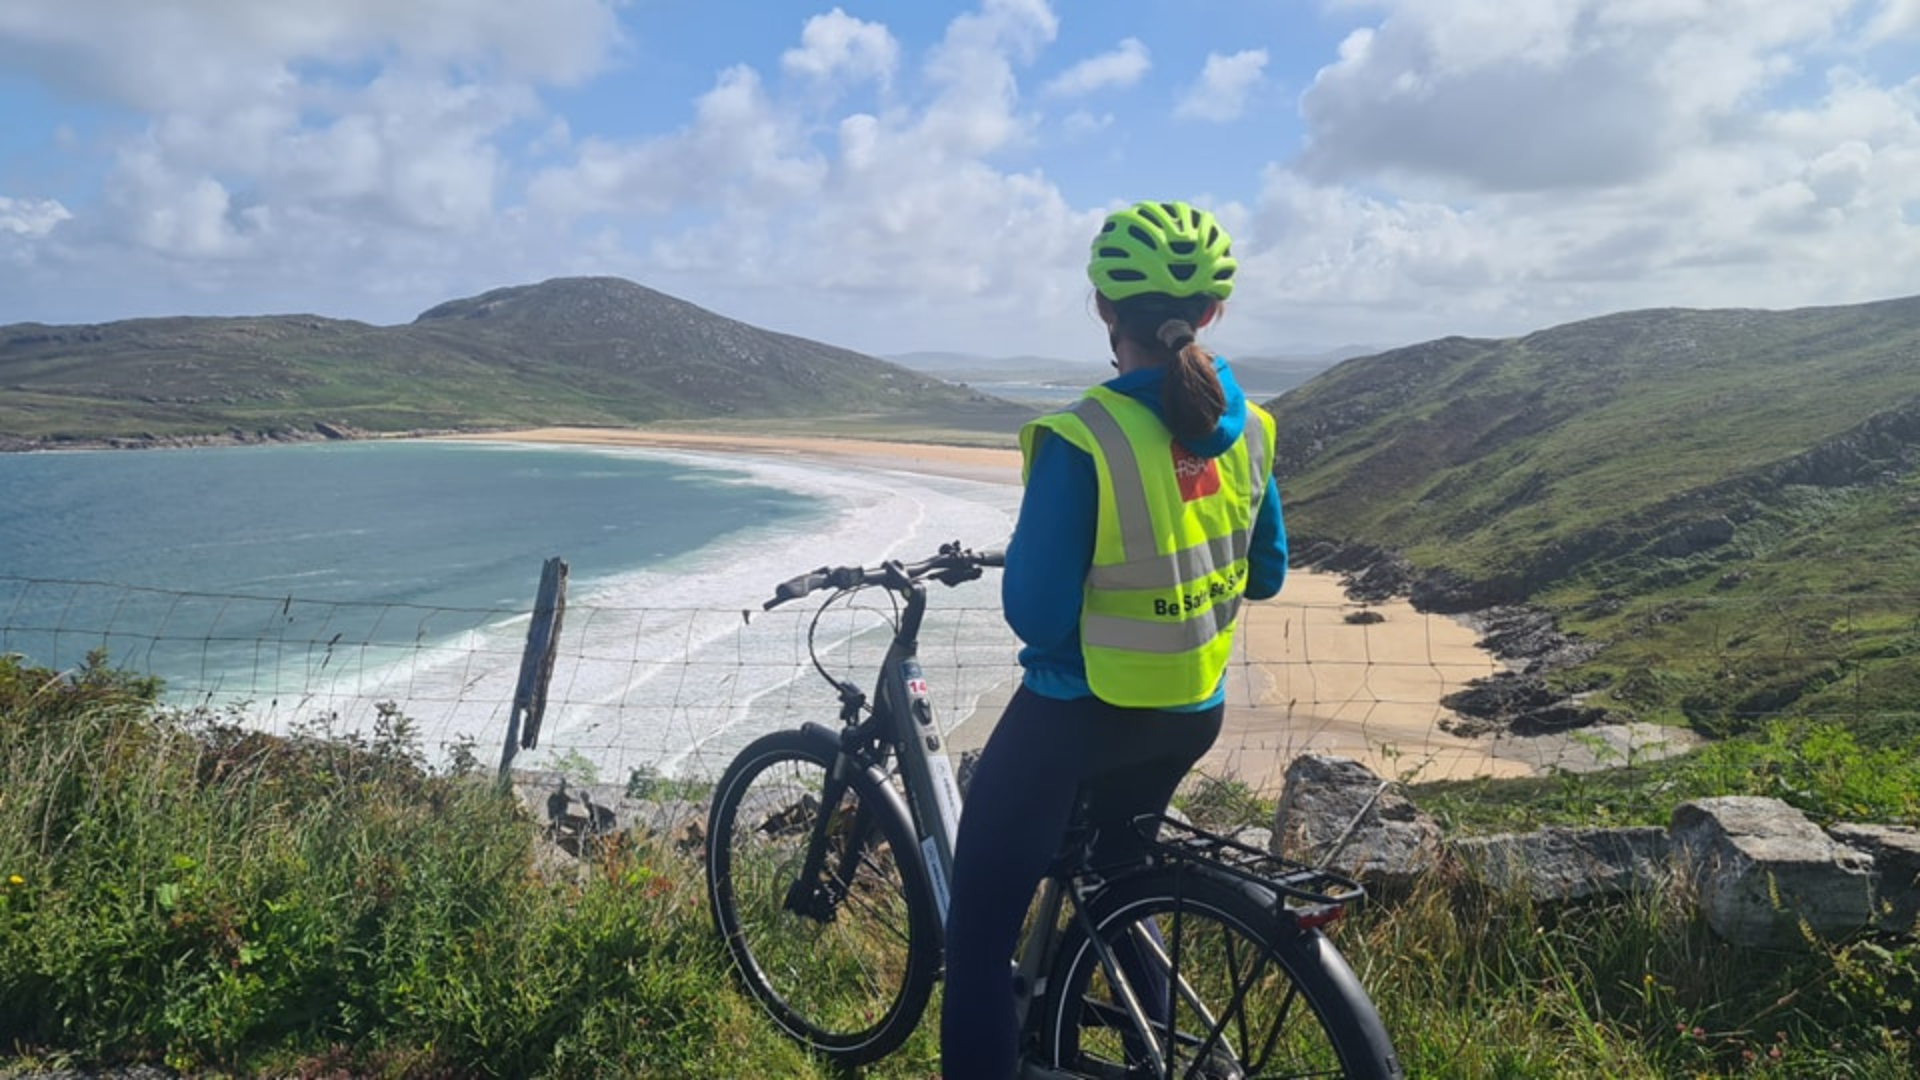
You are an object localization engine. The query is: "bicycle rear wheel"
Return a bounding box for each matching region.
[705,728,939,1066]
[1040,872,1403,1079]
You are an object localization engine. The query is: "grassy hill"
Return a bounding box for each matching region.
[0,277,1035,447]
[1267,296,1920,740]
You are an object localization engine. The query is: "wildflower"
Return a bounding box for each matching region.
[5,875,21,887]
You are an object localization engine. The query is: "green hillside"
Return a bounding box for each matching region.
[1268,297,1920,739]
[0,277,1033,447]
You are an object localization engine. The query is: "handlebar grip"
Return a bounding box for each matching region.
[979,548,1006,567]
[765,568,830,609]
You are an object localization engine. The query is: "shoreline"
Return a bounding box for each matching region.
[436,426,1025,485]
[455,425,1546,789]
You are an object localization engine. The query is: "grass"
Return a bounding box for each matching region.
[2,652,1916,1077]
[1411,718,1920,835]
[0,652,818,1078]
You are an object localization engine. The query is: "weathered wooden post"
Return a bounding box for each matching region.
[499,556,568,788]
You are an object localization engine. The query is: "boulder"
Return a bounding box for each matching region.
[1671,797,1875,949]
[1272,754,1442,890]
[1827,823,1920,935]
[1450,826,1671,902]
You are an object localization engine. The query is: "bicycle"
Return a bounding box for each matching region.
[703,541,1404,1078]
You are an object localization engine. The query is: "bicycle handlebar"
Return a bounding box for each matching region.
[763,541,1005,610]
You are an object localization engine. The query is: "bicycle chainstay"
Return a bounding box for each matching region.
[1136,814,1367,920]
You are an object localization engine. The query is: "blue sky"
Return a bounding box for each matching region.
[5,1,1920,361]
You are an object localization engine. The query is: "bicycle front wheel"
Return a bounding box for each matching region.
[705,728,940,1066]
[1040,872,1403,1079]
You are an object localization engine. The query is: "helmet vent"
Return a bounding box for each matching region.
[1086,199,1236,302]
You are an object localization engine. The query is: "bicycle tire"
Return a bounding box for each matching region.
[705,727,941,1066]
[1039,871,1403,1079]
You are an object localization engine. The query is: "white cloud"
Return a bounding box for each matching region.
[0,0,618,314]
[1044,38,1150,96]
[1174,49,1268,122]
[571,1,1109,355]
[654,5,1081,286]
[1231,47,1920,350]
[1061,109,1116,137]
[1296,0,1857,193]
[10,0,1920,360]
[528,65,826,218]
[1861,0,1920,42]
[0,0,619,112]
[781,8,899,88]
[0,195,71,237]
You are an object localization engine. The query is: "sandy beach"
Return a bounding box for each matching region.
[447,427,1532,790]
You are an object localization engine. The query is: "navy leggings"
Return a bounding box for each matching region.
[938,686,1223,1078]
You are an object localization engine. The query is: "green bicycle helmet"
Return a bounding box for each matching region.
[1087,200,1237,302]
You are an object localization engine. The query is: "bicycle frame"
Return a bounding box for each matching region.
[782,560,971,933]
[869,573,969,925]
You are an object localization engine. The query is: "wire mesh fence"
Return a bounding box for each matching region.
[7,572,1907,798]
[0,570,1556,793]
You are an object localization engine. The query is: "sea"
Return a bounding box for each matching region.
[0,439,1022,782]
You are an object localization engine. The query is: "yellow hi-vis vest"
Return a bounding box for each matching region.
[1020,386,1275,708]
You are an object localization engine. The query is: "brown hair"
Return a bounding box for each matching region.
[1106,293,1225,441]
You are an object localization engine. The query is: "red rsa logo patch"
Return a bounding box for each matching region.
[1171,443,1220,501]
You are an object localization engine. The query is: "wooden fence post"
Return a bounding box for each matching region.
[499,556,568,787]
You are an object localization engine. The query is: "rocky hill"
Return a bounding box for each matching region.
[1266,296,1920,741]
[0,277,1031,448]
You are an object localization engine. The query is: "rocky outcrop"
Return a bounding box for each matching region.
[1271,754,1917,950]
[0,422,396,453]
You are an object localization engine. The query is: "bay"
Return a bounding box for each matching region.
[0,440,817,678]
[0,439,1022,780]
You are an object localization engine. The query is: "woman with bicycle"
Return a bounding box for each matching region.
[940,201,1288,1077]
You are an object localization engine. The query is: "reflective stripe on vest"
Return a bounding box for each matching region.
[1020,387,1276,706]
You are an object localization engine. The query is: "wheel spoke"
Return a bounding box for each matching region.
[706,732,938,1067]
[1048,880,1394,1078]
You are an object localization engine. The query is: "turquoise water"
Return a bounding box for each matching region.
[0,440,816,680]
[0,439,1022,777]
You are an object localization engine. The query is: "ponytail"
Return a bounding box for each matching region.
[1107,296,1225,441]
[1154,318,1224,441]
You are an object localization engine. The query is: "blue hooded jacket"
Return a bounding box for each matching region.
[1002,357,1289,709]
